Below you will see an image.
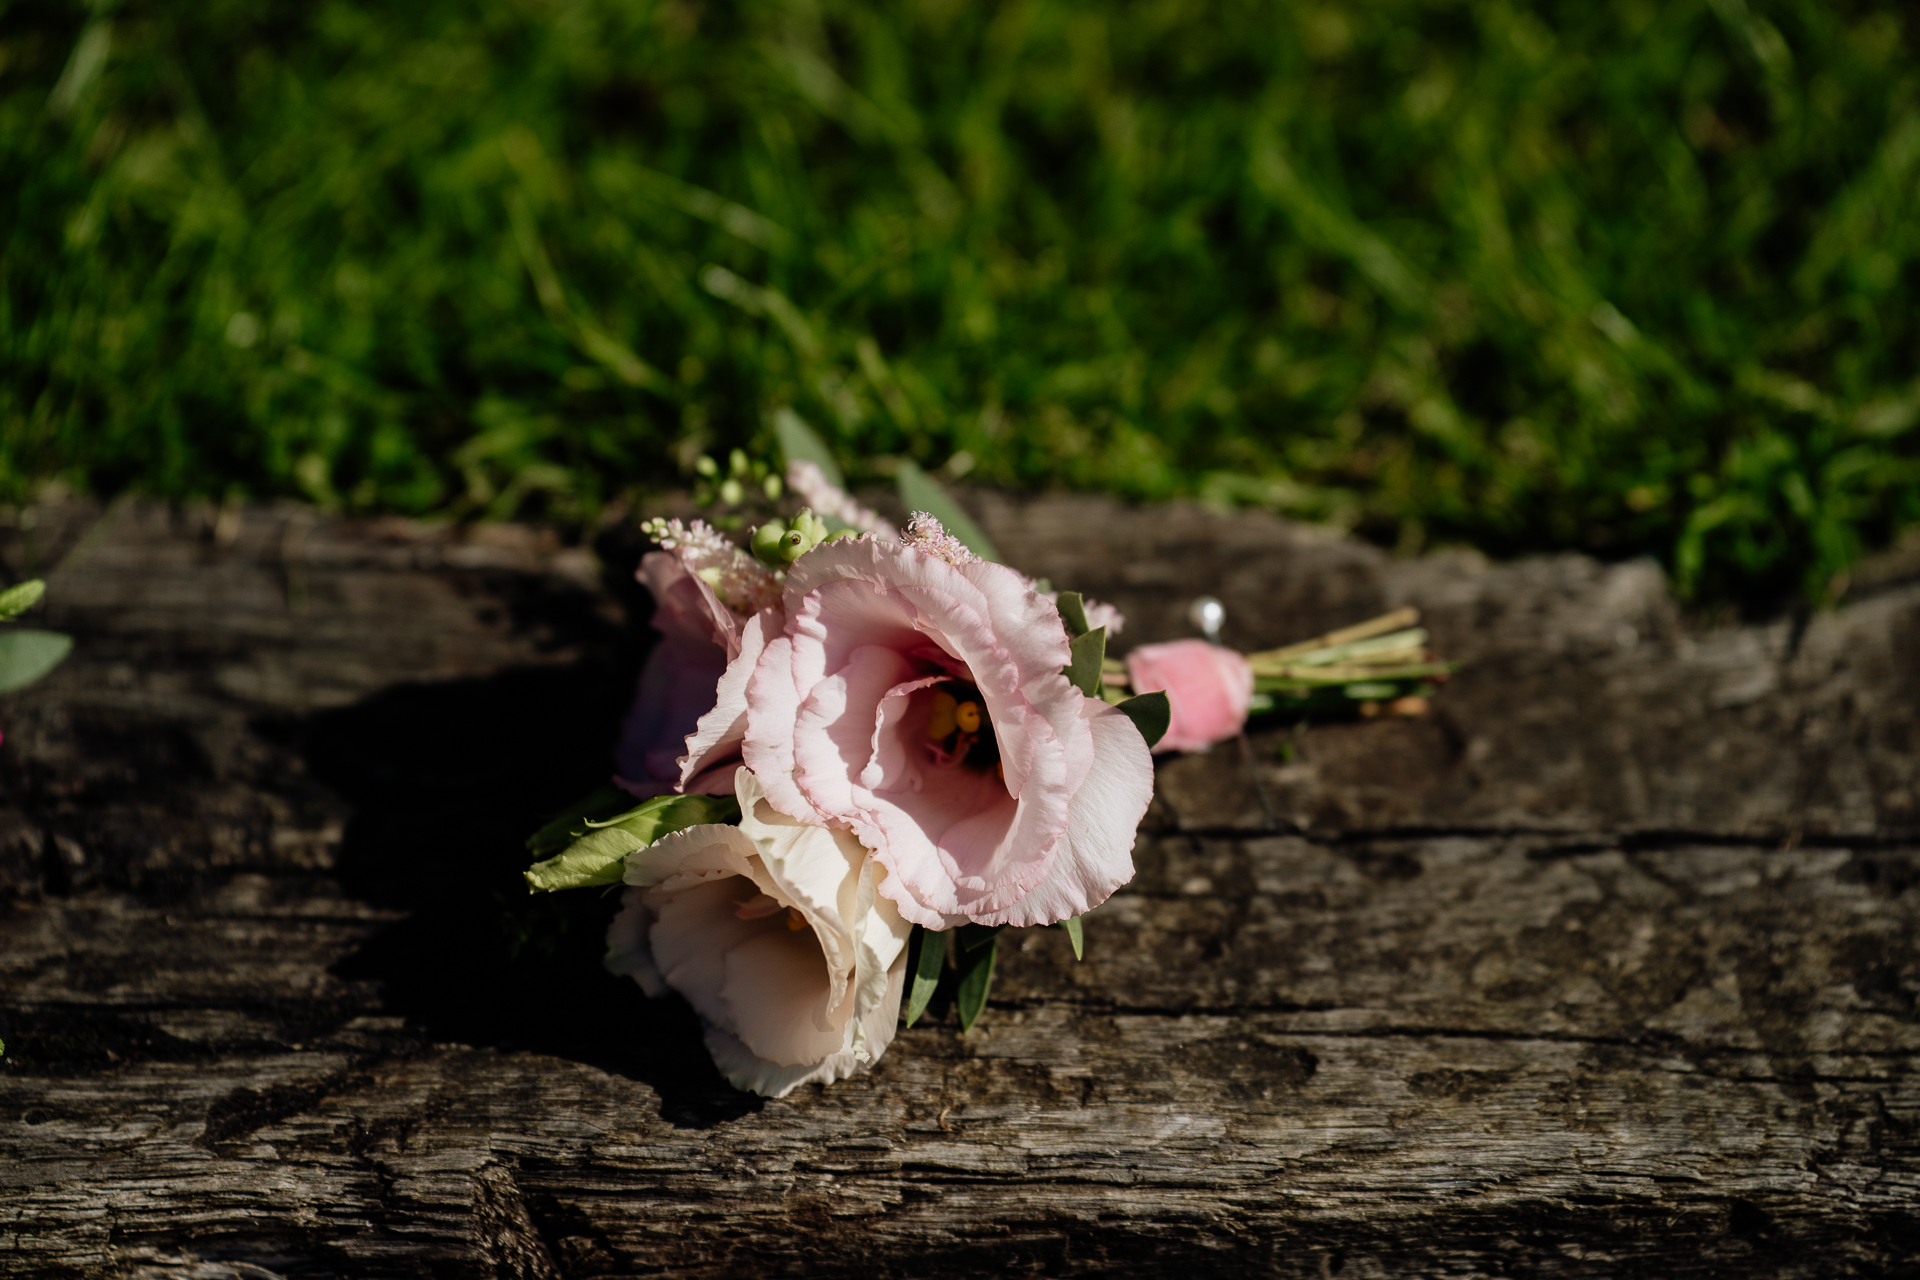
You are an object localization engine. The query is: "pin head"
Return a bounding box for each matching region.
[1188,596,1226,645]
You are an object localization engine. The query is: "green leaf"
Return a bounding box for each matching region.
[895,459,1001,562]
[0,580,46,622]
[1057,914,1084,960]
[525,783,642,856]
[586,792,740,842]
[524,826,647,892]
[774,407,844,491]
[1055,590,1090,637]
[904,924,945,1027]
[524,793,739,892]
[955,933,997,1032]
[1064,626,1107,697]
[958,921,1002,952]
[0,630,72,694]
[1116,690,1171,748]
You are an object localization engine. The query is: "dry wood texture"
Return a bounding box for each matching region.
[2,496,1917,1278]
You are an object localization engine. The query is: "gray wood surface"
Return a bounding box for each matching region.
[2,496,1916,1278]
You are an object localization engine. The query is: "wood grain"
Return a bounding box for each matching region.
[2,497,1916,1278]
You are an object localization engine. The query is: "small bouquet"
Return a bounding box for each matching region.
[1107,605,1451,752]
[525,428,1447,1096]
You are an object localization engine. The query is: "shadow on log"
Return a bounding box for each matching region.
[305,666,763,1128]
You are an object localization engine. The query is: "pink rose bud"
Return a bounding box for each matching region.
[1124,639,1255,754]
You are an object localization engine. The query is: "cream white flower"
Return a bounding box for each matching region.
[605,768,912,1097]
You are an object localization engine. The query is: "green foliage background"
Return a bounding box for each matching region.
[5,0,1918,605]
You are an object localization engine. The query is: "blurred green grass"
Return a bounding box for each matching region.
[4,0,1917,608]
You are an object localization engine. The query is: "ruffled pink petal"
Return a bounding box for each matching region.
[859,674,949,794]
[1125,639,1255,754]
[677,606,782,793]
[791,644,917,823]
[637,550,745,658]
[787,579,925,685]
[976,697,1154,927]
[743,634,830,826]
[860,771,1024,926]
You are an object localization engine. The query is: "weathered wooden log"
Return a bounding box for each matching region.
[1,496,1915,1278]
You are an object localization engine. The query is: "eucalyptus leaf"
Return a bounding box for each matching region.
[1055,590,1090,637]
[0,630,72,694]
[524,825,647,892]
[0,580,46,622]
[904,924,945,1028]
[773,407,844,491]
[955,933,997,1032]
[525,783,640,856]
[1057,914,1084,960]
[1116,690,1171,749]
[587,792,740,843]
[1064,626,1107,697]
[524,793,739,892]
[895,459,1001,562]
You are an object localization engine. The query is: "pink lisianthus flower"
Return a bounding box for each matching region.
[614,521,784,799]
[605,769,911,1097]
[1123,639,1255,754]
[697,527,1154,930]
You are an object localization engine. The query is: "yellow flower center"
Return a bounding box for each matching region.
[926,690,983,739]
[923,680,1002,779]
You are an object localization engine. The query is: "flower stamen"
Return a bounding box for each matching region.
[923,682,1001,776]
[900,511,979,566]
[927,690,959,739]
